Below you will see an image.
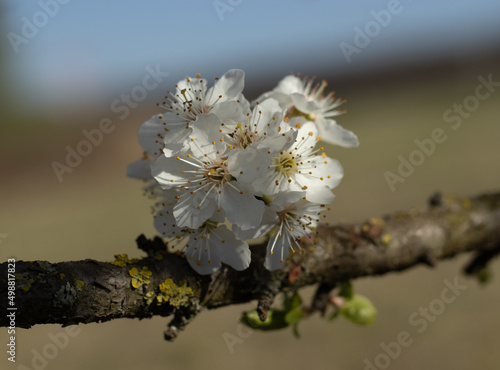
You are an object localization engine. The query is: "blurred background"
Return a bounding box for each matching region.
[1,1,500,369]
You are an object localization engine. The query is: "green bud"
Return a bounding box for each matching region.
[340,295,377,325]
[475,267,492,285]
[338,282,354,299]
[240,309,289,331]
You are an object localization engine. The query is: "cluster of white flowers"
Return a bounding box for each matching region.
[128,70,358,275]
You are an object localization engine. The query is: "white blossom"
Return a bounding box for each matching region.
[128,70,358,275]
[257,75,359,148]
[264,194,323,271]
[154,205,250,275]
[234,192,324,271]
[251,121,343,204]
[151,113,265,230]
[136,69,249,159]
[183,223,251,275]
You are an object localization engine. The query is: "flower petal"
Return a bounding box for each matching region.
[251,171,289,197]
[151,155,193,188]
[264,232,291,271]
[174,190,218,229]
[226,147,271,185]
[185,233,222,275]
[162,126,192,157]
[127,159,152,180]
[211,225,251,271]
[210,100,248,123]
[220,183,265,230]
[300,182,335,204]
[274,75,304,94]
[253,98,283,132]
[258,127,297,154]
[207,69,245,104]
[318,118,359,148]
[309,156,344,190]
[232,206,278,240]
[290,92,322,114]
[154,206,182,238]
[188,114,226,160]
[138,114,166,158]
[176,76,207,98]
[269,191,305,209]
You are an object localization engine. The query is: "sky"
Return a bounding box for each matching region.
[2,0,500,113]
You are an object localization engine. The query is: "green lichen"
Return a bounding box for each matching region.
[59,273,66,280]
[111,254,139,267]
[129,267,152,289]
[36,261,56,274]
[156,279,194,307]
[54,282,78,307]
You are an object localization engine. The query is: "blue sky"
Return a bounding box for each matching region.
[3,0,500,112]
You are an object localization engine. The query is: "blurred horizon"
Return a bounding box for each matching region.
[2,0,500,120]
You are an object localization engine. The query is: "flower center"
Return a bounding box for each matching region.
[231,123,260,148]
[276,152,297,177]
[204,161,228,183]
[286,106,317,122]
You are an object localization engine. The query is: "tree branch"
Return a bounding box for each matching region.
[2,192,500,340]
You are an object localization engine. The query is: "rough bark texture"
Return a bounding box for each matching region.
[1,192,500,340]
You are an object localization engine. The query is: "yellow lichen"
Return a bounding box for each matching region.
[14,273,35,292]
[129,267,153,289]
[156,279,194,307]
[144,291,155,305]
[59,273,66,280]
[111,254,139,267]
[395,212,409,220]
[370,217,384,226]
[461,198,472,209]
[75,280,85,291]
[381,233,392,245]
